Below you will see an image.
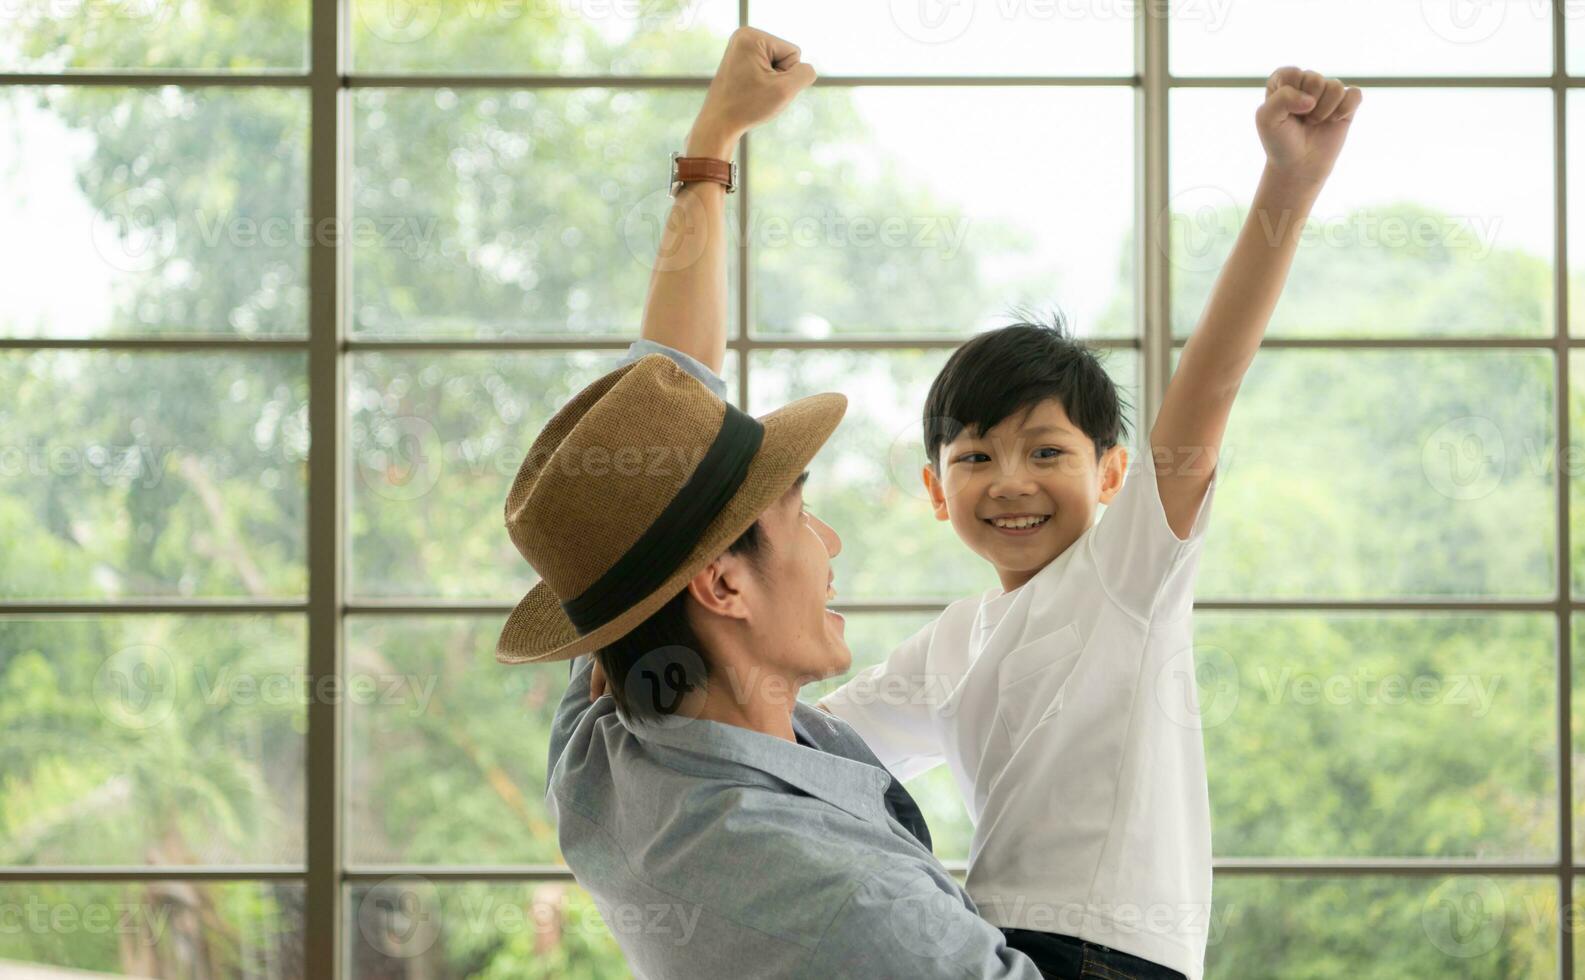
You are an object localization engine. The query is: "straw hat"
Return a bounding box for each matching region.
[496,353,847,665]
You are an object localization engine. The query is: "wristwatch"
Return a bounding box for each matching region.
[669,151,738,197]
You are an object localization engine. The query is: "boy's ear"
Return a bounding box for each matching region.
[1097,445,1129,505]
[921,463,950,521]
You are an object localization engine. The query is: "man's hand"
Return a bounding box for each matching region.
[1256,66,1362,188]
[638,27,814,375]
[690,27,818,156]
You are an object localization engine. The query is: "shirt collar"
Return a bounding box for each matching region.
[616,702,892,826]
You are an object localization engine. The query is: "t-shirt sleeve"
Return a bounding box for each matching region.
[620,338,729,401]
[817,615,952,783]
[1088,441,1218,621]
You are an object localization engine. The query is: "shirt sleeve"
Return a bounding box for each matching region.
[1088,441,1218,622]
[546,653,597,795]
[620,338,729,401]
[817,616,952,783]
[804,863,1044,978]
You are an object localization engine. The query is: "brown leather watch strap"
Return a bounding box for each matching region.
[670,152,737,196]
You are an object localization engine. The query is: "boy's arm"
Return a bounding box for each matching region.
[637,27,815,374]
[814,616,953,782]
[1150,67,1362,539]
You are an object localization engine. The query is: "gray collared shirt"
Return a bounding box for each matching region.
[538,341,1041,978]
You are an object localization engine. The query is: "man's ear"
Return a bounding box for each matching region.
[921,463,949,521]
[684,555,751,621]
[1097,444,1129,505]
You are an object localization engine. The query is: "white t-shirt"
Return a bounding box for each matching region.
[821,444,1219,980]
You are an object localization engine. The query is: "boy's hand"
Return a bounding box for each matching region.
[690,27,817,154]
[1256,66,1362,187]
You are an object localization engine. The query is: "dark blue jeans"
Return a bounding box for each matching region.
[1001,928,1188,980]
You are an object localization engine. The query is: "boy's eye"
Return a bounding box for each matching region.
[958,449,1061,464]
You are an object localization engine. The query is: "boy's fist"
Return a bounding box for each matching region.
[1256,66,1363,186]
[692,27,816,151]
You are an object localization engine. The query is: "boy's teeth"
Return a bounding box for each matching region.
[992,515,1048,529]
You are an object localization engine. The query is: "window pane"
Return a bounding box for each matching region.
[1186,348,1554,599]
[0,616,306,867]
[1572,4,1585,75]
[749,347,1139,601]
[1572,616,1585,856]
[1172,0,1553,77]
[0,880,303,976]
[752,0,1132,75]
[751,87,1135,338]
[0,2,307,71]
[351,0,735,74]
[0,87,309,339]
[348,880,631,977]
[1198,613,1553,859]
[801,611,973,860]
[0,351,308,599]
[1573,11,1585,75]
[1171,88,1553,338]
[351,88,738,338]
[1572,93,1584,336]
[345,616,563,865]
[348,349,739,599]
[1571,353,1585,594]
[1207,876,1555,977]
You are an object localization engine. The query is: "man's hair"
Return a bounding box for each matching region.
[923,306,1131,470]
[593,517,769,723]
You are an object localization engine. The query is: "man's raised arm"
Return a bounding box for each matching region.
[638,27,815,374]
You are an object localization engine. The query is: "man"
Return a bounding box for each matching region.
[496,27,1043,980]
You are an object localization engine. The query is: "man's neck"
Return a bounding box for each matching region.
[685,669,801,743]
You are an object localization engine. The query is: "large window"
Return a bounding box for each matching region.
[1,1,1581,977]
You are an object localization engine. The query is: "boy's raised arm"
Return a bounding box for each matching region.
[637,27,815,374]
[1149,67,1362,539]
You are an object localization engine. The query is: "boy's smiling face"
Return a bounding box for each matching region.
[922,396,1128,594]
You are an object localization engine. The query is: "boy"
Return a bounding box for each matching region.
[816,68,1362,980]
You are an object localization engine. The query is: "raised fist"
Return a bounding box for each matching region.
[694,27,817,146]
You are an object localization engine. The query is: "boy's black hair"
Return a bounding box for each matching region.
[593,517,769,723]
[923,306,1132,470]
